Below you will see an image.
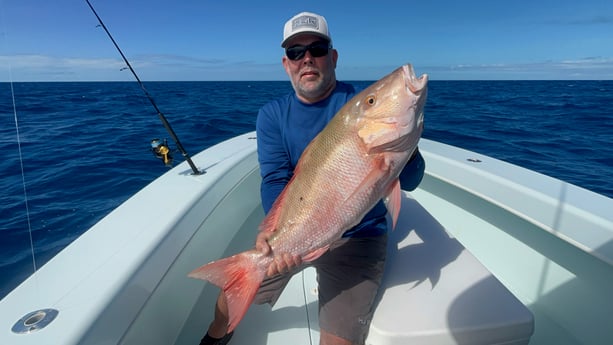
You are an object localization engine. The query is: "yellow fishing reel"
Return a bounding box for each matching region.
[151,138,173,166]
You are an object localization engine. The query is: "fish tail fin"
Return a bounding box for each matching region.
[188,251,266,332]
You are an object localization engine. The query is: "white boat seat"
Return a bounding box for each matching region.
[363,193,535,344]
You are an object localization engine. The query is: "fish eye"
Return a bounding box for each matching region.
[366,95,376,106]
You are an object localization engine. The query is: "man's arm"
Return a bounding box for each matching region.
[256,106,291,213]
[399,148,425,191]
[255,105,305,275]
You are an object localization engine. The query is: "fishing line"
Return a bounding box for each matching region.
[9,72,38,275]
[84,0,202,175]
[301,270,314,345]
[1,1,38,276]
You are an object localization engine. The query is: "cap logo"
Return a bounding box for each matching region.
[292,15,319,32]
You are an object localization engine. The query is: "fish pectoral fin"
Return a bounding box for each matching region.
[302,245,330,262]
[384,179,402,230]
[342,156,392,206]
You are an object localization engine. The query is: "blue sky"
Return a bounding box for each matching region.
[1,0,613,81]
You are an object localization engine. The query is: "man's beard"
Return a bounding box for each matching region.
[295,73,334,101]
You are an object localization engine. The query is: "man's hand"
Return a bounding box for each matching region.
[255,231,302,276]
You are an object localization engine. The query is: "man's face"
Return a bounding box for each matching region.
[282,34,338,104]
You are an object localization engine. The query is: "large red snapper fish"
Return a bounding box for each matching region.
[189,64,428,332]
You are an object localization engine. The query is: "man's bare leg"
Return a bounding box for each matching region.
[206,292,229,338]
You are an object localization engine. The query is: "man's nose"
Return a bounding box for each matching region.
[302,51,315,64]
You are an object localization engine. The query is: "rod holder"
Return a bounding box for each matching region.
[12,309,59,334]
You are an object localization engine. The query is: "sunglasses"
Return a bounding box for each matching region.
[285,41,331,61]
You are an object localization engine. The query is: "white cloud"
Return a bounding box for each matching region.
[0,54,129,81]
[423,57,613,80]
[3,54,613,81]
[0,54,287,81]
[0,54,122,69]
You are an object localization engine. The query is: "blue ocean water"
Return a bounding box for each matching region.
[1,80,612,299]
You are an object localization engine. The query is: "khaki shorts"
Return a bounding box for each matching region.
[253,235,388,344]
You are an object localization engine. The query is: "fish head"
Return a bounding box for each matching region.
[350,64,427,155]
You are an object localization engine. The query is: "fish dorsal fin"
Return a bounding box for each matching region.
[259,139,317,233]
[258,171,300,233]
[259,191,286,233]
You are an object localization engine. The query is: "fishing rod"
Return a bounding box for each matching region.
[84,0,202,175]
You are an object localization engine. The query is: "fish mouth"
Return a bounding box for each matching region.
[402,64,427,127]
[402,64,428,95]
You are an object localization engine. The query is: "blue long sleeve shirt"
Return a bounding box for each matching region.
[256,81,425,237]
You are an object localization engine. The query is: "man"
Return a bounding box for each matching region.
[200,11,425,345]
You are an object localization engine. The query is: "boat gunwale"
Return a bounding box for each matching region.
[417,138,613,267]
